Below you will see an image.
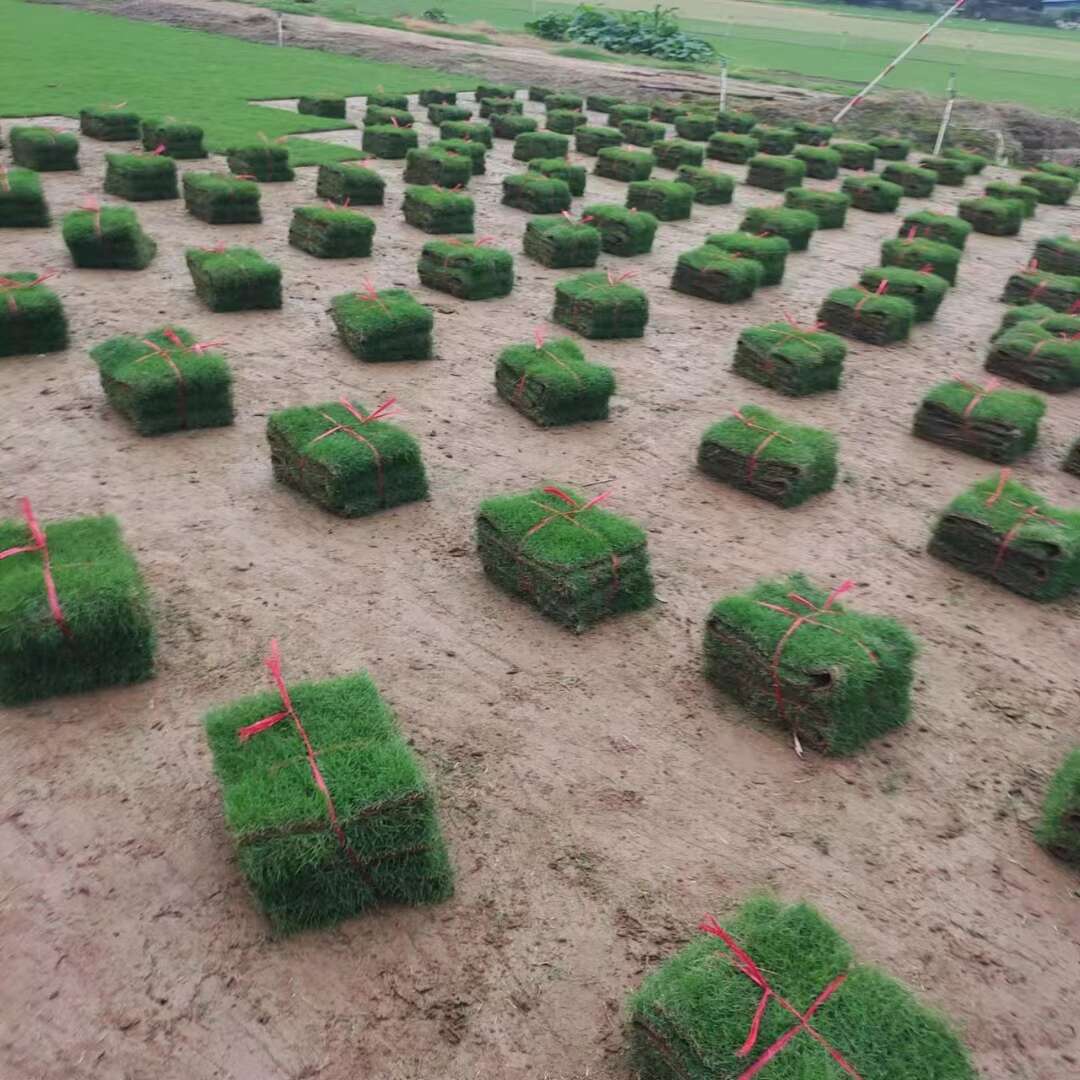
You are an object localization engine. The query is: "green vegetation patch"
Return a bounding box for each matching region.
[706,132,758,164]
[733,321,846,397]
[784,188,847,229]
[673,246,762,305]
[943,147,989,175]
[859,266,949,323]
[0,168,49,228]
[595,147,655,182]
[364,106,415,127]
[330,286,433,363]
[1037,749,1080,863]
[626,180,693,222]
[608,103,650,127]
[1034,235,1080,277]
[705,232,788,286]
[586,94,623,113]
[403,146,472,189]
[792,145,840,180]
[226,142,294,181]
[503,173,572,214]
[478,96,520,118]
[183,172,261,224]
[619,118,668,147]
[528,158,586,197]
[141,118,206,159]
[833,140,876,171]
[103,151,178,201]
[495,336,614,426]
[547,109,587,135]
[513,130,569,162]
[428,103,471,125]
[79,106,139,141]
[653,139,705,170]
[289,205,375,258]
[793,120,832,147]
[750,125,796,156]
[553,271,649,340]
[403,185,474,234]
[740,206,817,252]
[63,205,156,269]
[475,82,515,101]
[581,203,658,257]
[419,89,457,106]
[546,92,583,112]
[1001,268,1080,313]
[491,113,537,140]
[367,92,409,109]
[817,286,914,345]
[881,162,936,199]
[1037,162,1080,182]
[746,154,805,192]
[870,135,911,161]
[673,113,716,142]
[10,126,78,171]
[842,174,903,213]
[522,215,600,269]
[440,121,493,148]
[418,239,514,300]
[185,245,281,311]
[298,95,346,119]
[882,235,960,284]
[958,196,1023,237]
[900,211,971,250]
[919,156,969,186]
[430,138,486,175]
[985,182,1038,218]
[985,322,1080,392]
[715,110,756,134]
[575,125,623,156]
[0,271,67,357]
[676,165,732,205]
[362,124,418,160]
[316,161,385,205]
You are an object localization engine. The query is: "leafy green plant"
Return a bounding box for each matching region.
[420,7,450,22]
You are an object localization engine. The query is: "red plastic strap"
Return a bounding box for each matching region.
[955,376,1001,422]
[732,409,792,482]
[983,468,1063,571]
[356,278,391,314]
[308,396,398,502]
[522,487,620,593]
[514,329,585,404]
[854,279,888,318]
[0,498,73,639]
[698,916,863,1080]
[133,331,192,427]
[81,196,103,237]
[0,271,57,314]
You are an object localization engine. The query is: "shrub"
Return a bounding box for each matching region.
[1034,235,1080,276]
[403,185,474,234]
[0,168,50,228]
[750,125,796,156]
[832,140,876,170]
[89,325,234,435]
[792,145,840,180]
[226,142,294,181]
[10,126,79,171]
[430,138,486,175]
[183,172,261,224]
[706,132,758,164]
[544,6,715,62]
[141,118,206,159]
[495,335,614,426]
[841,174,903,213]
[784,188,848,229]
[0,272,67,356]
[919,155,969,186]
[943,147,989,174]
[913,378,1044,463]
[740,206,817,252]
[929,472,1080,601]
[714,110,756,134]
[859,266,949,322]
[79,105,140,140]
[522,214,600,268]
[958,195,1023,236]
[553,270,649,339]
[881,162,936,198]
[289,206,375,259]
[203,647,452,933]
[595,146,654,181]
[315,162,385,206]
[1037,749,1080,863]
[869,134,911,160]
[608,103,651,127]
[985,181,1039,218]
[546,92,583,111]
[103,151,178,201]
[419,89,457,105]
[703,576,917,754]
[733,321,846,396]
[0,505,155,706]
[491,113,538,139]
[478,96,521,118]
[673,113,716,142]
[705,232,789,286]
[882,235,961,284]
[575,125,623,156]
[547,108,588,135]
[298,95,346,118]
[427,103,472,125]
[417,239,514,300]
[186,245,281,311]
[362,124,419,159]
[626,179,693,221]
[581,203,658,256]
[368,91,409,109]
[503,173,572,214]
[620,118,667,146]
[652,139,704,169]
[63,205,156,269]
[513,130,569,162]
[476,486,654,631]
[793,120,833,146]
[817,286,915,344]
[676,165,733,205]
[672,246,763,304]
[330,286,433,363]
[898,211,971,250]
[528,157,587,196]
[746,155,805,192]
[1000,267,1080,312]
[697,405,837,508]
[985,322,1080,391]
[403,146,472,188]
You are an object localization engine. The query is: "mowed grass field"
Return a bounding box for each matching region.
[0,0,471,164]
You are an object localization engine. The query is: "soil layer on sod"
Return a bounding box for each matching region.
[10,127,78,171]
[330,287,433,363]
[817,287,915,345]
[316,162,385,206]
[183,173,261,224]
[417,240,514,300]
[522,216,600,269]
[580,204,658,257]
[63,206,156,269]
[985,322,1080,391]
[185,246,281,312]
[705,233,789,286]
[1067,438,1080,477]
[475,486,654,632]
[553,272,648,339]
[733,322,846,396]
[288,206,375,259]
[0,272,68,357]
[0,168,50,228]
[103,152,179,202]
[672,247,763,305]
[1036,748,1080,863]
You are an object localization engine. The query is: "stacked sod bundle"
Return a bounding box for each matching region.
[919,156,968,185]
[575,125,623,156]
[289,207,375,258]
[746,155,805,192]
[985,323,1080,391]
[750,125,796,156]
[943,147,989,175]
[792,145,840,180]
[90,325,234,435]
[479,97,521,118]
[628,897,976,1077]
[418,240,514,300]
[1021,171,1077,205]
[842,174,902,213]
[403,186,475,234]
[705,232,789,286]
[870,134,912,160]
[331,286,432,362]
[529,86,552,102]
[698,406,837,508]
[676,166,733,205]
[431,139,486,176]
[673,114,716,141]
[1001,267,1080,312]
[672,247,763,304]
[900,211,972,250]
[859,266,949,323]
[403,147,472,188]
[587,93,623,113]
[491,113,537,140]
[503,174,572,214]
[704,575,917,753]
[0,273,68,357]
[0,505,156,706]
[553,271,649,339]
[793,120,833,146]
[419,88,457,105]
[494,337,615,426]
[546,92,583,111]
[63,206,156,269]
[986,182,1039,218]
[141,119,205,159]
[832,141,876,171]
[784,188,848,229]
[103,152,178,201]
[365,106,415,128]
[185,246,281,311]
[522,216,600,268]
[652,139,705,169]
[992,304,1080,338]
[362,124,418,159]
[0,169,50,228]
[881,162,936,198]
[707,133,758,164]
[913,379,1044,463]
[227,143,294,181]
[882,236,961,284]
[1037,161,1080,181]
[1067,438,1080,477]
[316,162,385,205]
[183,173,261,224]
[608,103,650,128]
[582,204,658,256]
[440,121,493,148]
[476,83,515,101]
[428,104,472,126]
[740,206,817,251]
[651,102,686,123]
[595,147,654,181]
[10,127,79,171]
[958,196,1023,236]
[818,287,915,344]
[298,95,346,118]
[475,487,654,631]
[204,653,452,934]
[528,158,586,196]
[733,322,846,396]
[626,180,693,221]
[930,472,1080,600]
[267,399,428,516]
[1037,749,1080,862]
[715,109,756,134]
[547,110,587,135]
[368,92,409,109]
[513,131,568,162]
[1034,236,1080,276]
[79,106,140,140]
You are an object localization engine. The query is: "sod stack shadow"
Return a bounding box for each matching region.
[705,232,789,286]
[842,175,903,213]
[495,337,615,426]
[418,240,515,300]
[929,472,1080,600]
[628,897,976,1077]
[913,378,1044,463]
[626,180,693,221]
[403,186,475,234]
[881,236,961,284]
[141,119,206,159]
[707,132,758,164]
[698,405,837,508]
[817,287,915,344]
[528,158,586,196]
[575,125,623,156]
[881,162,937,198]
[1001,268,1080,312]
[184,173,261,224]
[298,95,346,118]
[672,247,763,304]
[676,166,733,205]
[985,181,1039,218]
[870,134,911,160]
[0,510,155,706]
[431,139,487,175]
[90,325,234,435]
[227,143,294,181]
[80,106,140,140]
[185,246,281,311]
[793,145,840,180]
[10,127,78,171]
[985,322,1080,391]
[204,664,453,935]
[403,147,472,188]
[362,125,418,160]
[900,211,972,249]
[1020,171,1077,205]
[475,486,655,631]
[958,196,1024,236]
[0,169,50,228]
[1037,749,1080,863]
[503,174,572,214]
[1034,235,1080,276]
[316,162,385,205]
[746,155,805,192]
[0,273,68,356]
[553,271,649,339]
[859,266,949,323]
[740,206,817,252]
[289,206,375,259]
[581,204,658,256]
[653,139,705,169]
[63,207,156,269]
[104,152,179,201]
[784,188,849,229]
[522,216,600,268]
[547,109,587,135]
[331,287,433,363]
[733,322,846,395]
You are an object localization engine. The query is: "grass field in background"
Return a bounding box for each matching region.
[0,0,471,163]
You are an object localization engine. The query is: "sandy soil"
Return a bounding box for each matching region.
[1,94,1079,1080]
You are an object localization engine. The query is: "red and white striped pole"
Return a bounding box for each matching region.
[832,0,967,124]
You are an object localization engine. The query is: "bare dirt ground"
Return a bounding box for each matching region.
[1,93,1079,1080]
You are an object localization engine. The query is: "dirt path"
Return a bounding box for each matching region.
[1,94,1079,1080]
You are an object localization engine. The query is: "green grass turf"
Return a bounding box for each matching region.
[733,322,846,397]
[739,207,817,252]
[958,196,1024,236]
[704,233,789,287]
[63,206,156,270]
[703,574,918,755]
[671,247,763,305]
[186,246,282,312]
[0,272,68,356]
[552,272,649,339]
[522,216,600,269]
[1036,748,1080,863]
[1034,235,1080,277]
[183,173,262,224]
[0,168,49,228]
[676,166,734,206]
[330,287,434,363]
[858,266,949,323]
[985,322,1080,392]
[581,204,658,257]
[818,287,914,345]
[417,240,515,300]
[783,188,848,229]
[628,895,975,1078]
[626,180,694,222]
[288,206,375,258]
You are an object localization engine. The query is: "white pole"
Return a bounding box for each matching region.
[720,58,728,112]
[277,14,284,47]
[933,71,957,156]
[832,0,967,124]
